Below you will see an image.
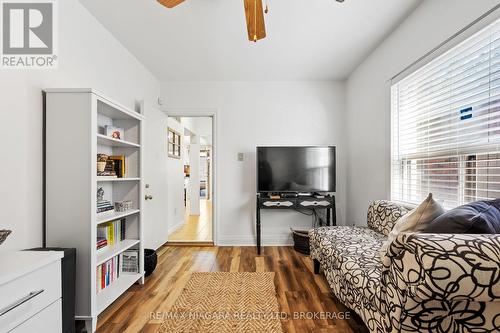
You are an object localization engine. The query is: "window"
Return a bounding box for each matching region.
[168,128,181,158]
[391,18,500,208]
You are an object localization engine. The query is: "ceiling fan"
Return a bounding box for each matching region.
[157,0,268,42]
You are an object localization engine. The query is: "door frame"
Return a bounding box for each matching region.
[162,108,219,245]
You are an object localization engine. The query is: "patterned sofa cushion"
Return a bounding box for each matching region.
[309,226,386,302]
[367,200,408,236]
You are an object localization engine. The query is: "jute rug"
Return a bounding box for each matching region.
[158,272,284,333]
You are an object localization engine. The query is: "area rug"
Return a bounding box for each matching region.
[158,272,283,333]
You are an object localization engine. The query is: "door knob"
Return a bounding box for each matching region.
[145,195,153,200]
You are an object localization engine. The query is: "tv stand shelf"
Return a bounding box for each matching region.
[256,194,336,254]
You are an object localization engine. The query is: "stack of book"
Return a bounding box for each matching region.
[96,237,108,251]
[97,219,126,247]
[97,200,114,214]
[96,256,120,293]
[97,154,118,178]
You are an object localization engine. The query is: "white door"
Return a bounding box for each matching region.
[142,101,169,250]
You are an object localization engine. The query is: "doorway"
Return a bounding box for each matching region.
[166,116,214,243]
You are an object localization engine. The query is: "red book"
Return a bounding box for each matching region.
[101,264,105,289]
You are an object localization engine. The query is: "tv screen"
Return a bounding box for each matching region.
[257,146,336,193]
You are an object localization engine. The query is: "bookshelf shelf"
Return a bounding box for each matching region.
[96,273,142,315]
[44,88,144,333]
[97,134,140,148]
[97,177,141,182]
[97,209,140,225]
[96,239,140,266]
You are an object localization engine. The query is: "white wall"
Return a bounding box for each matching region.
[0,0,161,251]
[345,0,500,225]
[161,81,346,245]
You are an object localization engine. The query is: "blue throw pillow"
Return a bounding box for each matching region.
[424,199,500,234]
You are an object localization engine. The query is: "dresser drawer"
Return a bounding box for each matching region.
[9,299,62,333]
[0,260,61,333]
[297,198,333,208]
[259,199,296,209]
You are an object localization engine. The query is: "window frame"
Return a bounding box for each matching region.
[168,128,181,159]
[390,17,500,208]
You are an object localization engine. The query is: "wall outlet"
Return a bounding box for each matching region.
[237,153,244,161]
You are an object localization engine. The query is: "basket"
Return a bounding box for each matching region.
[291,229,311,255]
[144,249,158,277]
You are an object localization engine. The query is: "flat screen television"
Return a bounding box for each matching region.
[257,146,336,193]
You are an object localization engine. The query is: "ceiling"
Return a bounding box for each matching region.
[80,0,422,81]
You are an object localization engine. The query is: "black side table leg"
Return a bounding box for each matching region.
[313,259,320,274]
[331,196,337,226]
[256,198,261,255]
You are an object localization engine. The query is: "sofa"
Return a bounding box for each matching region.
[309,200,500,333]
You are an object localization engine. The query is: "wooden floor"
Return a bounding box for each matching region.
[168,200,212,242]
[90,246,367,333]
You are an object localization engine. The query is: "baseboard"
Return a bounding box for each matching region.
[217,234,293,246]
[167,241,214,247]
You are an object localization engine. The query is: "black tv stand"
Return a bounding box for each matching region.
[255,193,336,254]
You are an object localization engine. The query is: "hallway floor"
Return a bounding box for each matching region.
[168,199,212,242]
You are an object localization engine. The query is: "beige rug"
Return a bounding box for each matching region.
[158,272,283,333]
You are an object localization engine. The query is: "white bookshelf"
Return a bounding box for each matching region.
[96,209,140,225]
[44,88,145,333]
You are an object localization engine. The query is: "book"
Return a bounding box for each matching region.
[120,219,126,240]
[96,254,123,293]
[96,265,102,293]
[97,220,126,246]
[120,250,139,274]
[110,155,126,178]
[97,237,108,251]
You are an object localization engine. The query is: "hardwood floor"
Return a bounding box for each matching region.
[168,200,212,242]
[90,246,367,333]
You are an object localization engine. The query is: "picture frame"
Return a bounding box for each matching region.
[105,125,124,140]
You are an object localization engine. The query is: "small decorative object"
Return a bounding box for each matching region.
[97,187,114,214]
[115,200,133,212]
[97,154,107,173]
[97,161,106,172]
[121,250,139,274]
[0,230,12,246]
[105,125,124,140]
[97,187,105,202]
[96,154,117,178]
[144,249,157,277]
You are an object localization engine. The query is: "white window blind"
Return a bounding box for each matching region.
[391,18,500,208]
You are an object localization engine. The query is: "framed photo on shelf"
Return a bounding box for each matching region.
[168,128,181,159]
[105,125,124,140]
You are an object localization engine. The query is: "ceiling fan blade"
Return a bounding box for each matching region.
[157,0,185,9]
[243,0,266,42]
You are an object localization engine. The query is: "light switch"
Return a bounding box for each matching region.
[238,153,244,161]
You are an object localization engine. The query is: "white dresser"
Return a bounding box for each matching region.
[0,251,63,333]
